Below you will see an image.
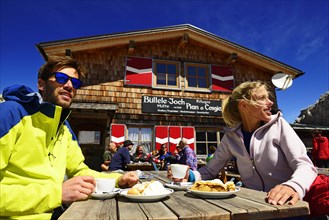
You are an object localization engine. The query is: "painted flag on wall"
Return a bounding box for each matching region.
[110,124,126,145]
[125,56,152,87]
[211,65,234,92]
[155,126,169,150]
[169,126,181,154]
[182,126,195,150]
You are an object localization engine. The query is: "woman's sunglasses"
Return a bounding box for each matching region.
[53,72,83,89]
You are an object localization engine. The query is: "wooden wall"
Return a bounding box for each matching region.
[72,38,276,127]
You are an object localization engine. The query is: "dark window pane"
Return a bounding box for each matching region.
[168,64,176,74]
[156,63,166,73]
[198,78,207,88]
[208,132,217,141]
[157,73,166,85]
[198,67,206,77]
[196,131,206,141]
[196,143,207,155]
[168,75,177,86]
[188,78,197,87]
[188,66,196,76]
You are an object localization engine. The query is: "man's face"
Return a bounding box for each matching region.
[109,143,116,152]
[38,67,79,109]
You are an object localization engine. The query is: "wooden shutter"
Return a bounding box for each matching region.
[168,126,181,154]
[110,124,126,145]
[211,65,234,92]
[182,126,195,150]
[125,56,152,86]
[155,126,169,150]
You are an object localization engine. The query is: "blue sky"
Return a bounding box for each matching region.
[1,0,328,123]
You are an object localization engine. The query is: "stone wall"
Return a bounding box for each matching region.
[295,92,329,126]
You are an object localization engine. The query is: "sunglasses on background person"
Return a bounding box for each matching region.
[52,72,83,89]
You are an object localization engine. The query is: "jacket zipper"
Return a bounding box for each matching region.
[237,131,266,191]
[250,158,265,191]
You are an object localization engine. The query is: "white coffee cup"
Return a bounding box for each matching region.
[95,178,115,193]
[171,164,189,178]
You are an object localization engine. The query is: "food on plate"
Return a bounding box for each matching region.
[127,181,167,195]
[190,179,236,192]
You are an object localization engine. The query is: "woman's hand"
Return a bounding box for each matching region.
[118,171,139,188]
[167,165,190,182]
[267,184,300,205]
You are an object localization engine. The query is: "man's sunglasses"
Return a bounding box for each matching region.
[53,72,83,89]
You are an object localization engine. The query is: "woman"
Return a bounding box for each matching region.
[168,81,317,207]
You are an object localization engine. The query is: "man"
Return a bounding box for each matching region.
[175,139,198,170]
[0,56,138,219]
[109,140,134,171]
[132,145,148,163]
[101,142,117,171]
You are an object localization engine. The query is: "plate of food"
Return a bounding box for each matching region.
[91,188,120,199]
[119,181,173,202]
[165,182,194,190]
[187,179,240,198]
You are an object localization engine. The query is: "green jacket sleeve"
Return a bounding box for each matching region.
[65,137,123,186]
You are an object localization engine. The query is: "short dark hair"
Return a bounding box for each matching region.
[312,129,322,137]
[38,56,86,81]
[209,145,217,154]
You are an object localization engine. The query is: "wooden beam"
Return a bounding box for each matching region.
[128,40,135,54]
[224,53,237,65]
[178,33,188,49]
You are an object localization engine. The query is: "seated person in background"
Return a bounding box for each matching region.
[148,149,160,163]
[174,139,198,171]
[132,145,148,163]
[159,144,174,170]
[206,145,217,163]
[109,140,134,171]
[101,142,117,171]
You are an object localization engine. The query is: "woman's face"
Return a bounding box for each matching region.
[243,86,274,123]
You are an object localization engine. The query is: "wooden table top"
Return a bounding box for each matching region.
[126,162,160,171]
[317,167,329,176]
[59,171,310,220]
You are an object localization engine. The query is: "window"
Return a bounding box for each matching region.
[154,60,179,88]
[78,131,101,144]
[128,127,153,154]
[185,63,210,89]
[195,130,220,157]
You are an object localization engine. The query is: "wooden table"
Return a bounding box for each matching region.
[126,162,160,171]
[59,171,310,220]
[317,167,329,176]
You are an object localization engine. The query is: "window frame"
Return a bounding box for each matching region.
[153,59,180,89]
[195,129,222,159]
[127,126,153,154]
[184,62,211,92]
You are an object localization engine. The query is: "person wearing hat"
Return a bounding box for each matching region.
[109,140,134,171]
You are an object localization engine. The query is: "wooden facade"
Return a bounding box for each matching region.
[36,24,303,170]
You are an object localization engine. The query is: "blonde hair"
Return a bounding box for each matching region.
[222,81,273,127]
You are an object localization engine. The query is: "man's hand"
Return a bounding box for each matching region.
[267,184,300,205]
[62,176,96,204]
[118,171,139,188]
